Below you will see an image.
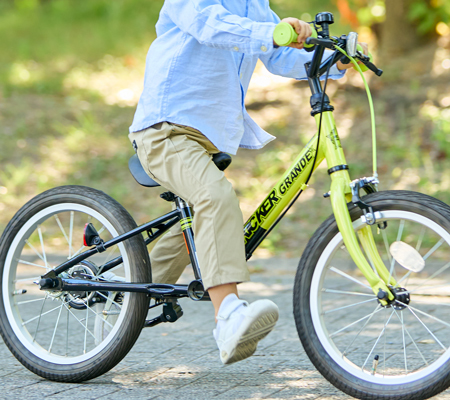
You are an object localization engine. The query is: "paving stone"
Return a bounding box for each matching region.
[1,258,450,399]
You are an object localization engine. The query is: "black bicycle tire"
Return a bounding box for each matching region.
[294,190,450,400]
[0,185,151,382]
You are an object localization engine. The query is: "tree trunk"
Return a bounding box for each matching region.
[379,0,419,61]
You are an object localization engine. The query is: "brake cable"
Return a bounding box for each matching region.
[259,49,336,242]
[334,46,378,180]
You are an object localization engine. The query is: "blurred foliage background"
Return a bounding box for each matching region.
[1,0,450,258]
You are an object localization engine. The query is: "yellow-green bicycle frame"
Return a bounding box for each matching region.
[243,105,395,304]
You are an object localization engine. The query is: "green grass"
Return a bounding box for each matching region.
[1,0,450,258]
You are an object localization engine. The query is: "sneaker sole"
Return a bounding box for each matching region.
[224,310,278,365]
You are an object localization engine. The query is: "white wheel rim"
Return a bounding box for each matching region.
[3,203,131,364]
[310,210,450,385]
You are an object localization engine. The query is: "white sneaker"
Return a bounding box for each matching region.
[213,293,279,365]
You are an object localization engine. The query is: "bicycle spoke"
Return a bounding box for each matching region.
[84,306,88,354]
[412,298,450,306]
[24,300,62,327]
[339,244,349,254]
[330,306,384,338]
[66,307,69,357]
[423,238,445,261]
[397,270,412,286]
[324,297,377,314]
[397,220,405,241]
[48,304,63,353]
[25,239,46,264]
[63,303,97,342]
[79,298,114,329]
[409,284,450,295]
[71,244,87,259]
[17,297,46,305]
[37,226,48,269]
[54,214,71,253]
[402,303,446,350]
[361,309,394,371]
[381,229,392,264]
[323,289,374,297]
[392,309,428,368]
[96,291,123,309]
[329,267,372,290]
[409,262,450,296]
[403,302,450,330]
[100,247,117,270]
[342,304,382,357]
[14,276,40,283]
[100,263,124,275]
[16,259,47,269]
[32,294,48,341]
[416,226,426,252]
[388,220,405,286]
[401,311,407,373]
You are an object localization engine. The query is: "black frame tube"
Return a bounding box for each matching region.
[47,209,180,277]
[175,198,202,280]
[41,277,210,301]
[98,214,180,274]
[61,279,189,296]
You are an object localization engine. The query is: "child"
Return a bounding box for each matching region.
[129,0,361,365]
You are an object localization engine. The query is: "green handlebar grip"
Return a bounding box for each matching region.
[273,22,317,47]
[357,44,373,72]
[273,22,297,46]
[304,26,318,48]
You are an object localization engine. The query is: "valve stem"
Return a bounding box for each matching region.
[371,355,379,375]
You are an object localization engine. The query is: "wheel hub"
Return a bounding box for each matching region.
[392,287,410,310]
[64,260,98,309]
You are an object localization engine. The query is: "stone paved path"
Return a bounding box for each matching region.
[1,258,450,400]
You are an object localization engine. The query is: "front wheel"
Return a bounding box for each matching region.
[0,186,151,382]
[294,190,450,400]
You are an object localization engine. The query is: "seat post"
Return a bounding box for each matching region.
[174,197,202,280]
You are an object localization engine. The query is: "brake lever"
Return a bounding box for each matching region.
[356,51,383,77]
[365,61,383,76]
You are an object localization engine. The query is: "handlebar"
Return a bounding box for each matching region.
[273,21,383,77]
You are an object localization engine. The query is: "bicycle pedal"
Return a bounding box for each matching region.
[144,301,183,328]
[161,302,183,322]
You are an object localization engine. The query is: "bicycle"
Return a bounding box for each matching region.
[1,11,450,400]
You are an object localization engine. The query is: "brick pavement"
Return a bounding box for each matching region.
[1,258,450,400]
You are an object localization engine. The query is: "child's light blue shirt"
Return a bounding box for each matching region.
[130,0,344,155]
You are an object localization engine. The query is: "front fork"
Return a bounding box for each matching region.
[330,173,395,303]
[318,112,395,303]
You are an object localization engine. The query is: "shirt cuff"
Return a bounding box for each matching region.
[251,22,277,55]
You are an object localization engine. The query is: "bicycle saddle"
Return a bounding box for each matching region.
[128,153,232,187]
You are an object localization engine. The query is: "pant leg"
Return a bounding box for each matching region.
[128,122,249,289]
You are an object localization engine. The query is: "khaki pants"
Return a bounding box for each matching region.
[128,122,250,289]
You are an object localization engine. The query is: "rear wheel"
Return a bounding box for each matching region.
[294,191,450,399]
[0,186,151,382]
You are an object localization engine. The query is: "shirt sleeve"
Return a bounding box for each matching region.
[164,0,277,55]
[259,9,346,80]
